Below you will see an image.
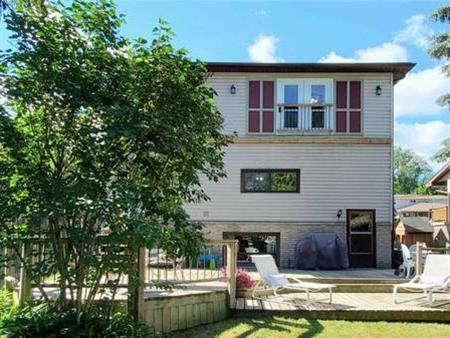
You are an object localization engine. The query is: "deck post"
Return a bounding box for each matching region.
[137,247,146,322]
[3,247,11,288]
[18,243,32,305]
[415,241,423,276]
[226,240,238,309]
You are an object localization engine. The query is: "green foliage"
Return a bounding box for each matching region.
[429,5,450,107]
[432,137,450,163]
[394,146,432,195]
[0,302,151,337]
[0,0,231,315]
[0,289,14,321]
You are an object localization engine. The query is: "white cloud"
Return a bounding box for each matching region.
[248,34,284,63]
[319,43,408,63]
[394,65,450,117]
[320,13,433,63]
[395,120,450,170]
[254,9,267,16]
[394,14,433,49]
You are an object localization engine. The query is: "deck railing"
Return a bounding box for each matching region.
[414,241,450,276]
[276,103,334,133]
[143,240,237,285]
[3,239,239,309]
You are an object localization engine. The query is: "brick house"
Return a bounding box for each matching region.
[185,62,414,268]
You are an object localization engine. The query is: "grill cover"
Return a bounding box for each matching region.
[295,233,349,270]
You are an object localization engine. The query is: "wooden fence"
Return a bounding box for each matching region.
[430,206,449,223]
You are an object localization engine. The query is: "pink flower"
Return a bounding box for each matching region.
[236,268,255,289]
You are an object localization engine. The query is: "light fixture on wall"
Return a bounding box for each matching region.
[230,84,236,95]
[375,85,382,96]
[337,209,343,219]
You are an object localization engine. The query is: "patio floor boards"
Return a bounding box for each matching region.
[235,293,450,322]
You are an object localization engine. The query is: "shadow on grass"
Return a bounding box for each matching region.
[166,315,324,338]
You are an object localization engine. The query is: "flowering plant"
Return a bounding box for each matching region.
[236,268,255,289]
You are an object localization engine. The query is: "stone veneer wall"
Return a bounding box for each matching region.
[203,222,392,268]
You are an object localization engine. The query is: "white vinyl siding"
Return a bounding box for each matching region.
[207,73,393,138]
[184,143,392,224]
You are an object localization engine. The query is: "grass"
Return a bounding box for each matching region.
[169,316,450,338]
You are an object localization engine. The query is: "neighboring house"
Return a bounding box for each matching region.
[427,162,450,245]
[397,202,447,218]
[184,62,414,268]
[394,194,448,211]
[395,216,433,247]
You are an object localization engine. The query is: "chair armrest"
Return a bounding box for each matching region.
[408,275,420,283]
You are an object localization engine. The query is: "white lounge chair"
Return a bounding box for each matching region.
[393,254,450,305]
[251,254,335,306]
[398,244,415,278]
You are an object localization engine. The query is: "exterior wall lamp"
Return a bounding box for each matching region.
[230,84,236,95]
[337,209,343,219]
[375,85,382,96]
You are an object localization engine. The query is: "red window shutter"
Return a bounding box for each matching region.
[262,111,274,132]
[249,81,260,109]
[262,81,274,109]
[336,111,347,132]
[349,111,361,133]
[349,81,361,109]
[336,81,347,109]
[248,111,260,132]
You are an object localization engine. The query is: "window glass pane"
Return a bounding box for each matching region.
[283,107,298,128]
[284,85,298,104]
[311,107,325,128]
[244,172,270,192]
[311,85,326,104]
[349,211,373,232]
[271,172,297,192]
[350,234,372,253]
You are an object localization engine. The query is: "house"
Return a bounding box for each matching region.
[394,194,447,211]
[397,202,447,218]
[395,216,434,247]
[184,62,414,268]
[426,162,450,245]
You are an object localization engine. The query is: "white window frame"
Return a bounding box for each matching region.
[276,79,333,129]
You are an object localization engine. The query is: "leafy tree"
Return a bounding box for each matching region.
[429,5,450,106]
[0,0,231,317]
[394,146,432,194]
[432,138,450,163]
[429,5,450,163]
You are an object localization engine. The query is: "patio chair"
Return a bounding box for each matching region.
[398,244,415,278]
[393,254,450,305]
[251,255,335,306]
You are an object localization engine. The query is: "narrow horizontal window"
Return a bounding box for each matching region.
[241,169,300,193]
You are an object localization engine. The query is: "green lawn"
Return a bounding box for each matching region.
[169,316,450,338]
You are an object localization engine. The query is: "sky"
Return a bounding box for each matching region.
[1,0,449,170]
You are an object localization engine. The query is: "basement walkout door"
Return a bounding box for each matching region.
[347,209,376,268]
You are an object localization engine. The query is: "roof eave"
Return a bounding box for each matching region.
[426,162,450,188]
[205,62,416,84]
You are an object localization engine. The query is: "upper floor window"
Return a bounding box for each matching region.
[335,81,362,133]
[276,79,333,130]
[241,169,300,193]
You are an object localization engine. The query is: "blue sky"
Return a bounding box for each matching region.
[1,0,449,169]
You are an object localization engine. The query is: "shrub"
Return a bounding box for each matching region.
[0,302,152,338]
[0,289,14,321]
[236,268,255,289]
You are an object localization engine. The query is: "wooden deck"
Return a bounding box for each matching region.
[246,268,405,281]
[235,292,450,322]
